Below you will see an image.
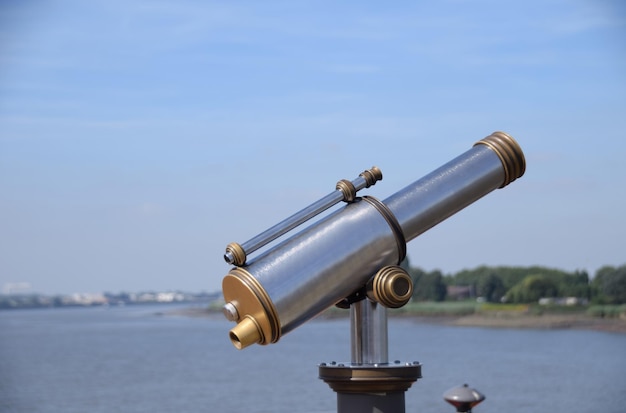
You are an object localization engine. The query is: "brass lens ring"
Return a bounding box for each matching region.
[474,131,526,188]
[224,242,247,266]
[336,179,357,202]
[361,196,407,264]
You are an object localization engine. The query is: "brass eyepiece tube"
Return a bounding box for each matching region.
[221,131,525,349]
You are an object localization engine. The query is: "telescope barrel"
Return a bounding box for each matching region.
[224,166,382,266]
[225,191,345,265]
[384,131,525,243]
[222,132,525,349]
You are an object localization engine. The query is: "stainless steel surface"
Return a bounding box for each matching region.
[224,167,382,265]
[383,144,504,243]
[351,299,388,365]
[241,198,402,336]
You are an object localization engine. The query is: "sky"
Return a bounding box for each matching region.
[1,0,625,296]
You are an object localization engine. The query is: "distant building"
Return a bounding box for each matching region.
[538,297,589,306]
[2,282,32,295]
[447,285,473,301]
[61,293,108,306]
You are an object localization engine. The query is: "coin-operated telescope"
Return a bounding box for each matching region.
[220,131,525,413]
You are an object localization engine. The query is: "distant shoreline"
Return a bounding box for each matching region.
[422,313,626,334]
[174,305,626,334]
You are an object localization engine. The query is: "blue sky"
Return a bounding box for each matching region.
[1,0,625,295]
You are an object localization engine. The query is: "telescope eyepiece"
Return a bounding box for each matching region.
[229,315,262,350]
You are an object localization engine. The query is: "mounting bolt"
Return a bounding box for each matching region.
[222,302,239,322]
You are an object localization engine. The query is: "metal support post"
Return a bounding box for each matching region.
[351,298,388,365]
[319,298,421,413]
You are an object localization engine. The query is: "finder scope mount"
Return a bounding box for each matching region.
[224,166,382,267]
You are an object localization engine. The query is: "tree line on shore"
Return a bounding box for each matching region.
[402,259,626,305]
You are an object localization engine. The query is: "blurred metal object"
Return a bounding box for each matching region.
[221,131,526,350]
[444,383,486,412]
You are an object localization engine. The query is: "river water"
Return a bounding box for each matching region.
[1,304,625,413]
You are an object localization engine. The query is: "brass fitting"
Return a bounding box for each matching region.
[222,268,280,349]
[360,166,383,188]
[336,166,382,202]
[367,266,413,308]
[474,131,526,188]
[229,315,262,350]
[336,179,357,202]
[224,242,246,267]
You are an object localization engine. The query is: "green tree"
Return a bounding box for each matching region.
[410,268,447,302]
[505,274,558,303]
[476,272,506,302]
[560,270,590,298]
[592,265,626,304]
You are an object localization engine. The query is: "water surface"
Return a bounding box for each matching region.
[1,305,624,413]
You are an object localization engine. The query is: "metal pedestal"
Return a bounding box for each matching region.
[319,299,421,413]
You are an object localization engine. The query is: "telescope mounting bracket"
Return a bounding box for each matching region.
[319,292,421,413]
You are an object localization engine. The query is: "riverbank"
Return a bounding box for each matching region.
[179,304,626,334]
[437,312,626,333]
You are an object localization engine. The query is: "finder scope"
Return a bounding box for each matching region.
[221,131,525,349]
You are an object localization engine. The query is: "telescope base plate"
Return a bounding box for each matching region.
[319,361,421,393]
